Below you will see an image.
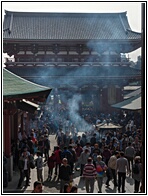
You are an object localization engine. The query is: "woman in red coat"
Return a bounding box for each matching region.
[54,146,62,176]
[47,152,56,180]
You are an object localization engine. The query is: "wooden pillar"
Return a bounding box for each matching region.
[100,86,108,113]
[21,113,24,134]
[116,86,123,103]
[3,109,13,181]
[3,110,11,157]
[14,112,18,142]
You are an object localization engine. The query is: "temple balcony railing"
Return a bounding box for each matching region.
[5,61,131,67]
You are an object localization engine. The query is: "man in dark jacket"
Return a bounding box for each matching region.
[17,149,31,189]
[44,135,50,162]
[68,145,77,174]
[59,158,72,193]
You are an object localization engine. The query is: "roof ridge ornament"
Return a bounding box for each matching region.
[8,13,13,34]
[119,14,127,34]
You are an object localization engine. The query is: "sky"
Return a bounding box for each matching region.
[2,1,143,62]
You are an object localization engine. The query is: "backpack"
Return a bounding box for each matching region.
[29,155,35,169]
[61,150,73,162]
[132,163,140,174]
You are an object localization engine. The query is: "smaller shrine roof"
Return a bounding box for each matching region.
[112,93,141,110]
[96,122,122,129]
[3,68,52,100]
[124,87,141,99]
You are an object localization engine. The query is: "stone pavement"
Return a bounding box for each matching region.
[3,134,135,194]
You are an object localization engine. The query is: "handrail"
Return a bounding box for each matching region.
[5,61,131,67]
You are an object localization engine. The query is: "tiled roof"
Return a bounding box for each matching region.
[112,93,141,110]
[3,11,141,41]
[3,68,52,100]
[124,87,141,99]
[6,66,141,77]
[6,66,141,87]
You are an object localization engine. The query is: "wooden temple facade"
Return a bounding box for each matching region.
[3,68,51,180]
[3,11,141,113]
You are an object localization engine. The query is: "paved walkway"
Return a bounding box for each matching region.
[3,134,135,194]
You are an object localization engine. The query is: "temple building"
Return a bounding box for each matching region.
[3,10,141,113]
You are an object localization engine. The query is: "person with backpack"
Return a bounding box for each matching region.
[106,151,119,187]
[132,156,141,193]
[96,155,107,193]
[61,146,73,165]
[125,142,135,173]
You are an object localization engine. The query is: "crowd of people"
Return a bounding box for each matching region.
[8,108,142,193]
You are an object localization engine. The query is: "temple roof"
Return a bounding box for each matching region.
[3,68,52,100]
[6,66,141,87]
[3,10,141,42]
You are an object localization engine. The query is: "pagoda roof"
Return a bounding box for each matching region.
[3,10,141,42]
[3,68,52,101]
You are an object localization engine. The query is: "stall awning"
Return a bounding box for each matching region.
[16,99,39,113]
[112,94,141,110]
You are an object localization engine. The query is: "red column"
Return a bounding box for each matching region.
[14,112,18,142]
[3,110,11,157]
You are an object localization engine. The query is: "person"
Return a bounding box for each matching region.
[61,146,73,165]
[106,151,119,187]
[55,128,62,146]
[32,181,43,193]
[96,155,107,193]
[132,136,141,156]
[82,157,97,193]
[70,185,78,193]
[17,149,31,189]
[132,156,142,193]
[125,142,135,173]
[63,183,72,193]
[3,153,8,188]
[44,134,51,162]
[59,158,72,193]
[35,151,43,183]
[27,137,34,155]
[3,153,7,173]
[102,145,111,165]
[38,136,44,157]
[54,146,62,176]
[68,145,77,173]
[79,149,90,176]
[90,133,97,146]
[116,151,129,193]
[83,142,91,155]
[47,152,56,180]
[75,143,83,171]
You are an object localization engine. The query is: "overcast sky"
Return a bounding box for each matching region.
[2,1,143,62]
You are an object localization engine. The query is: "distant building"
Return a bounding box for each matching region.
[3,10,141,113]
